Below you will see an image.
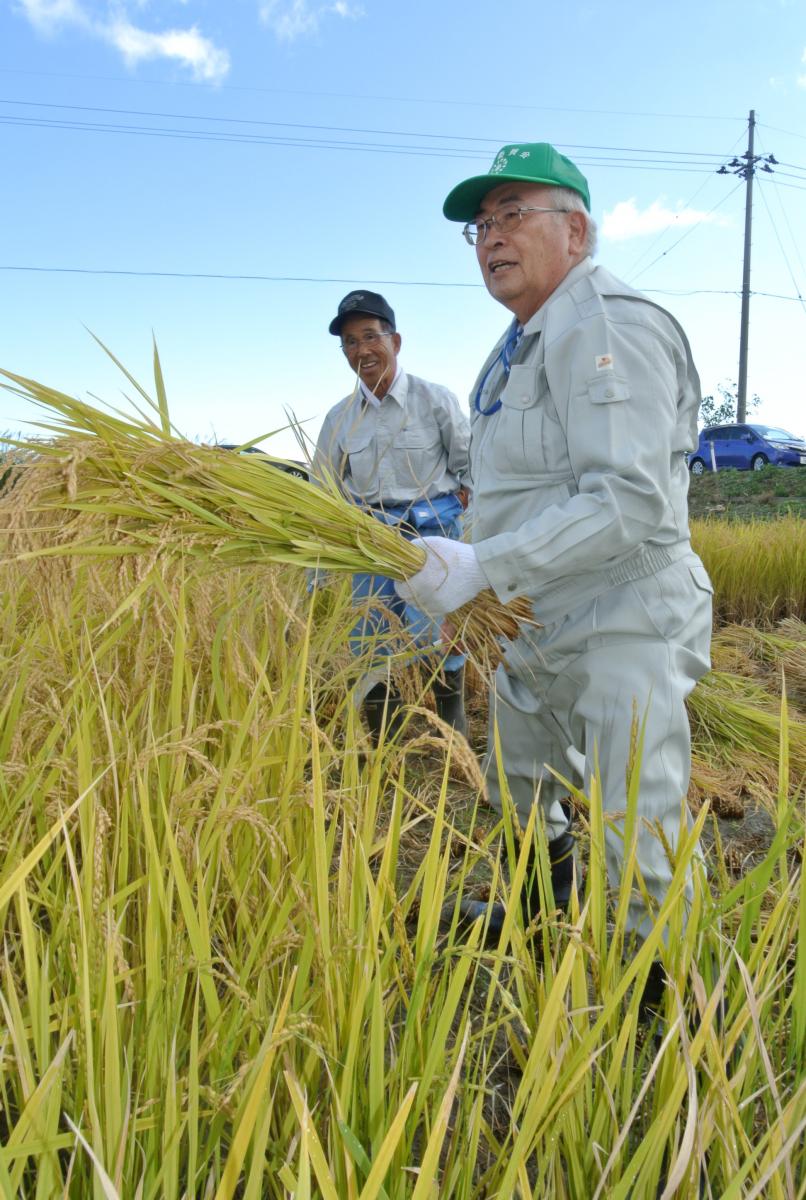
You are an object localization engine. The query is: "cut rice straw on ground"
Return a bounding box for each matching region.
[0,353,534,669]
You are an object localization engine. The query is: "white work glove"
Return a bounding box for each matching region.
[395,536,488,616]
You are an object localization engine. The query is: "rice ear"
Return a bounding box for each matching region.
[0,362,537,669]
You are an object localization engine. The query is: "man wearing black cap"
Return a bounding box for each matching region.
[312,290,471,744]
[395,144,713,1015]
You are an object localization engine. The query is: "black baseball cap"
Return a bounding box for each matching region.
[328,290,396,336]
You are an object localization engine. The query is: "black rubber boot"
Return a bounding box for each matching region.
[538,827,575,914]
[432,665,468,736]
[638,960,668,1025]
[638,958,728,1038]
[444,822,577,945]
[362,683,404,748]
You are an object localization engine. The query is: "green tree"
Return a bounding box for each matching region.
[699,380,760,428]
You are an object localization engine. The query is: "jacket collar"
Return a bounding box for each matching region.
[523,257,595,336]
[358,366,406,409]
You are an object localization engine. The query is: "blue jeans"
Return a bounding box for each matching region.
[349,499,465,674]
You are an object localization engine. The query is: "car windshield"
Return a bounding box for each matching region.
[750,425,800,441]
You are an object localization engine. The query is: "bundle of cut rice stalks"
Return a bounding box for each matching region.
[688,668,806,786]
[0,350,534,667]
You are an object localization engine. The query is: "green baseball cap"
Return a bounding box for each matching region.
[443,142,590,221]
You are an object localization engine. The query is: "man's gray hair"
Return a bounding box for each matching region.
[547,186,598,257]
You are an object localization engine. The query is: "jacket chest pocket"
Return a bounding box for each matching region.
[490,364,562,477]
[342,430,377,494]
[396,423,439,450]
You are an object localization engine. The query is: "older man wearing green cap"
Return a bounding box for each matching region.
[396,142,713,1016]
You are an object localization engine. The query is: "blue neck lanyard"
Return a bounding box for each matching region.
[474,320,524,416]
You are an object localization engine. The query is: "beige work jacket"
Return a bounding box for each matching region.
[469,258,703,624]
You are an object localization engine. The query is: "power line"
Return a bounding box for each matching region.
[767,201,806,294]
[622,130,747,279]
[626,182,743,284]
[770,179,806,193]
[0,266,485,286]
[1,263,804,303]
[756,128,806,316]
[758,177,806,316]
[647,288,804,301]
[0,99,733,158]
[0,118,721,172]
[0,115,486,160]
[0,66,746,122]
[0,112,726,172]
[752,289,806,301]
[758,121,806,143]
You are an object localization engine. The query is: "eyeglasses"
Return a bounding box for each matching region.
[462,205,570,246]
[340,331,394,353]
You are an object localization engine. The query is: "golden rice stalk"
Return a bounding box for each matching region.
[688,669,806,777]
[711,620,806,700]
[691,515,806,623]
[0,359,534,667]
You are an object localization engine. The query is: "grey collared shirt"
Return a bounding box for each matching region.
[311,369,470,507]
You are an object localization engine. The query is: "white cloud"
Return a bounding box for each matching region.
[14,0,88,33]
[14,1,230,81]
[105,19,230,81]
[797,46,806,86]
[260,0,315,39]
[259,0,363,41]
[602,198,729,242]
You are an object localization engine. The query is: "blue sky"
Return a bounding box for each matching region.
[1,0,805,460]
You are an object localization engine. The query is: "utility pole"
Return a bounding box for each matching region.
[717,110,776,423]
[737,109,756,424]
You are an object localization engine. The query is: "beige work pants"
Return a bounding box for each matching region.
[485,556,713,938]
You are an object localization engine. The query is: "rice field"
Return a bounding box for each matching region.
[0,371,804,1197]
[691,516,806,624]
